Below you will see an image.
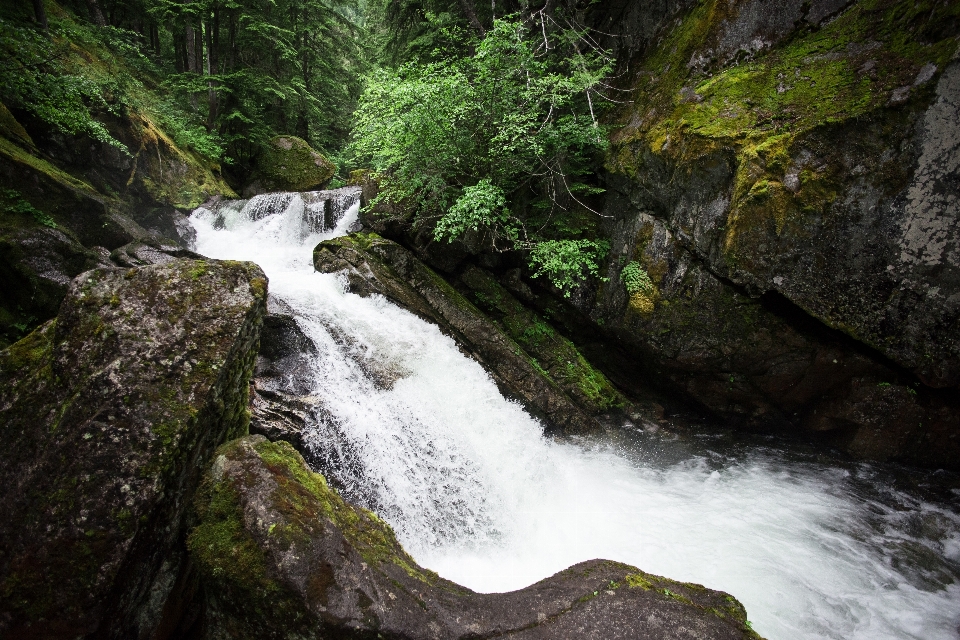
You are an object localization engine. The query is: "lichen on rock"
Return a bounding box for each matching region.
[0,257,267,639]
[590,0,960,466]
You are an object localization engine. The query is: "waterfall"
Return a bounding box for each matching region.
[190,191,960,640]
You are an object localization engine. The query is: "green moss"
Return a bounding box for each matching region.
[188,479,280,597]
[256,135,336,192]
[252,439,435,584]
[624,572,656,590]
[0,136,98,197]
[188,261,208,281]
[249,277,267,299]
[0,319,55,376]
[461,268,624,413]
[610,0,959,266]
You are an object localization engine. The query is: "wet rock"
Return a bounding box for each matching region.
[191,434,762,640]
[109,238,204,267]
[313,233,600,434]
[250,310,321,453]
[0,258,267,639]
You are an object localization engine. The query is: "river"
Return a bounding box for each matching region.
[190,190,960,640]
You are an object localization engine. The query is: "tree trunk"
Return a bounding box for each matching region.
[228,10,237,71]
[195,21,204,74]
[32,0,48,31]
[151,22,161,58]
[186,25,197,72]
[206,6,220,129]
[173,27,184,71]
[85,0,106,27]
[457,0,486,35]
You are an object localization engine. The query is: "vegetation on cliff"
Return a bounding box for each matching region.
[350,13,613,294]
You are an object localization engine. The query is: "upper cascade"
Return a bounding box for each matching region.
[195,186,362,242]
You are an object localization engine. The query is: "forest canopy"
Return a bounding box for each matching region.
[1,0,616,293]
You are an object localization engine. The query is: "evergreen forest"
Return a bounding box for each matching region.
[2,0,616,292]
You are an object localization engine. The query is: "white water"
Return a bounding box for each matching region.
[191,193,960,640]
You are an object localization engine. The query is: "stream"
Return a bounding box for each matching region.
[190,190,960,640]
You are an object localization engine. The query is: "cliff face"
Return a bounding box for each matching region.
[584,0,960,466]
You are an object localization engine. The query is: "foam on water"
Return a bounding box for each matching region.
[191,194,960,640]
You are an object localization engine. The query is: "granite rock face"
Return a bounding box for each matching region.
[190,434,762,640]
[587,0,960,466]
[0,258,267,639]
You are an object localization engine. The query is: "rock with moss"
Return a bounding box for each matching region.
[589,208,960,467]
[191,434,763,640]
[313,233,599,434]
[246,136,336,196]
[588,0,960,466]
[0,258,267,639]
[0,225,109,348]
[458,265,627,414]
[607,0,960,384]
[0,13,236,343]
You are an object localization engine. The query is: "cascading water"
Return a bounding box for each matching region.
[190,192,960,640]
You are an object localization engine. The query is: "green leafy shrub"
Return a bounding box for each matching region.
[621,261,655,295]
[350,14,612,293]
[0,188,56,228]
[529,240,609,297]
[0,18,128,152]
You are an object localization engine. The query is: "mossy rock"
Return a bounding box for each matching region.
[0,101,34,148]
[605,0,960,389]
[0,258,267,639]
[248,135,336,195]
[459,265,627,414]
[191,434,763,640]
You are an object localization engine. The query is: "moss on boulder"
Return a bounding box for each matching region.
[191,434,763,640]
[248,135,336,195]
[606,0,960,387]
[0,258,267,639]
[459,265,627,414]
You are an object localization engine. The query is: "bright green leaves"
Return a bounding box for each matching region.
[0,188,56,228]
[435,179,519,247]
[621,261,654,296]
[350,14,613,293]
[529,240,609,298]
[0,18,129,153]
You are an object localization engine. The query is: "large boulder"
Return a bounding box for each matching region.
[191,434,763,640]
[0,258,267,639]
[246,136,336,196]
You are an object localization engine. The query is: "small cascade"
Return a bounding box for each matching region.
[189,193,960,640]
[195,186,362,244]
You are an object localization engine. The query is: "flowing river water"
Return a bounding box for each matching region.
[190,191,960,640]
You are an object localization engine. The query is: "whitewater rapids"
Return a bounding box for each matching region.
[190,192,960,640]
